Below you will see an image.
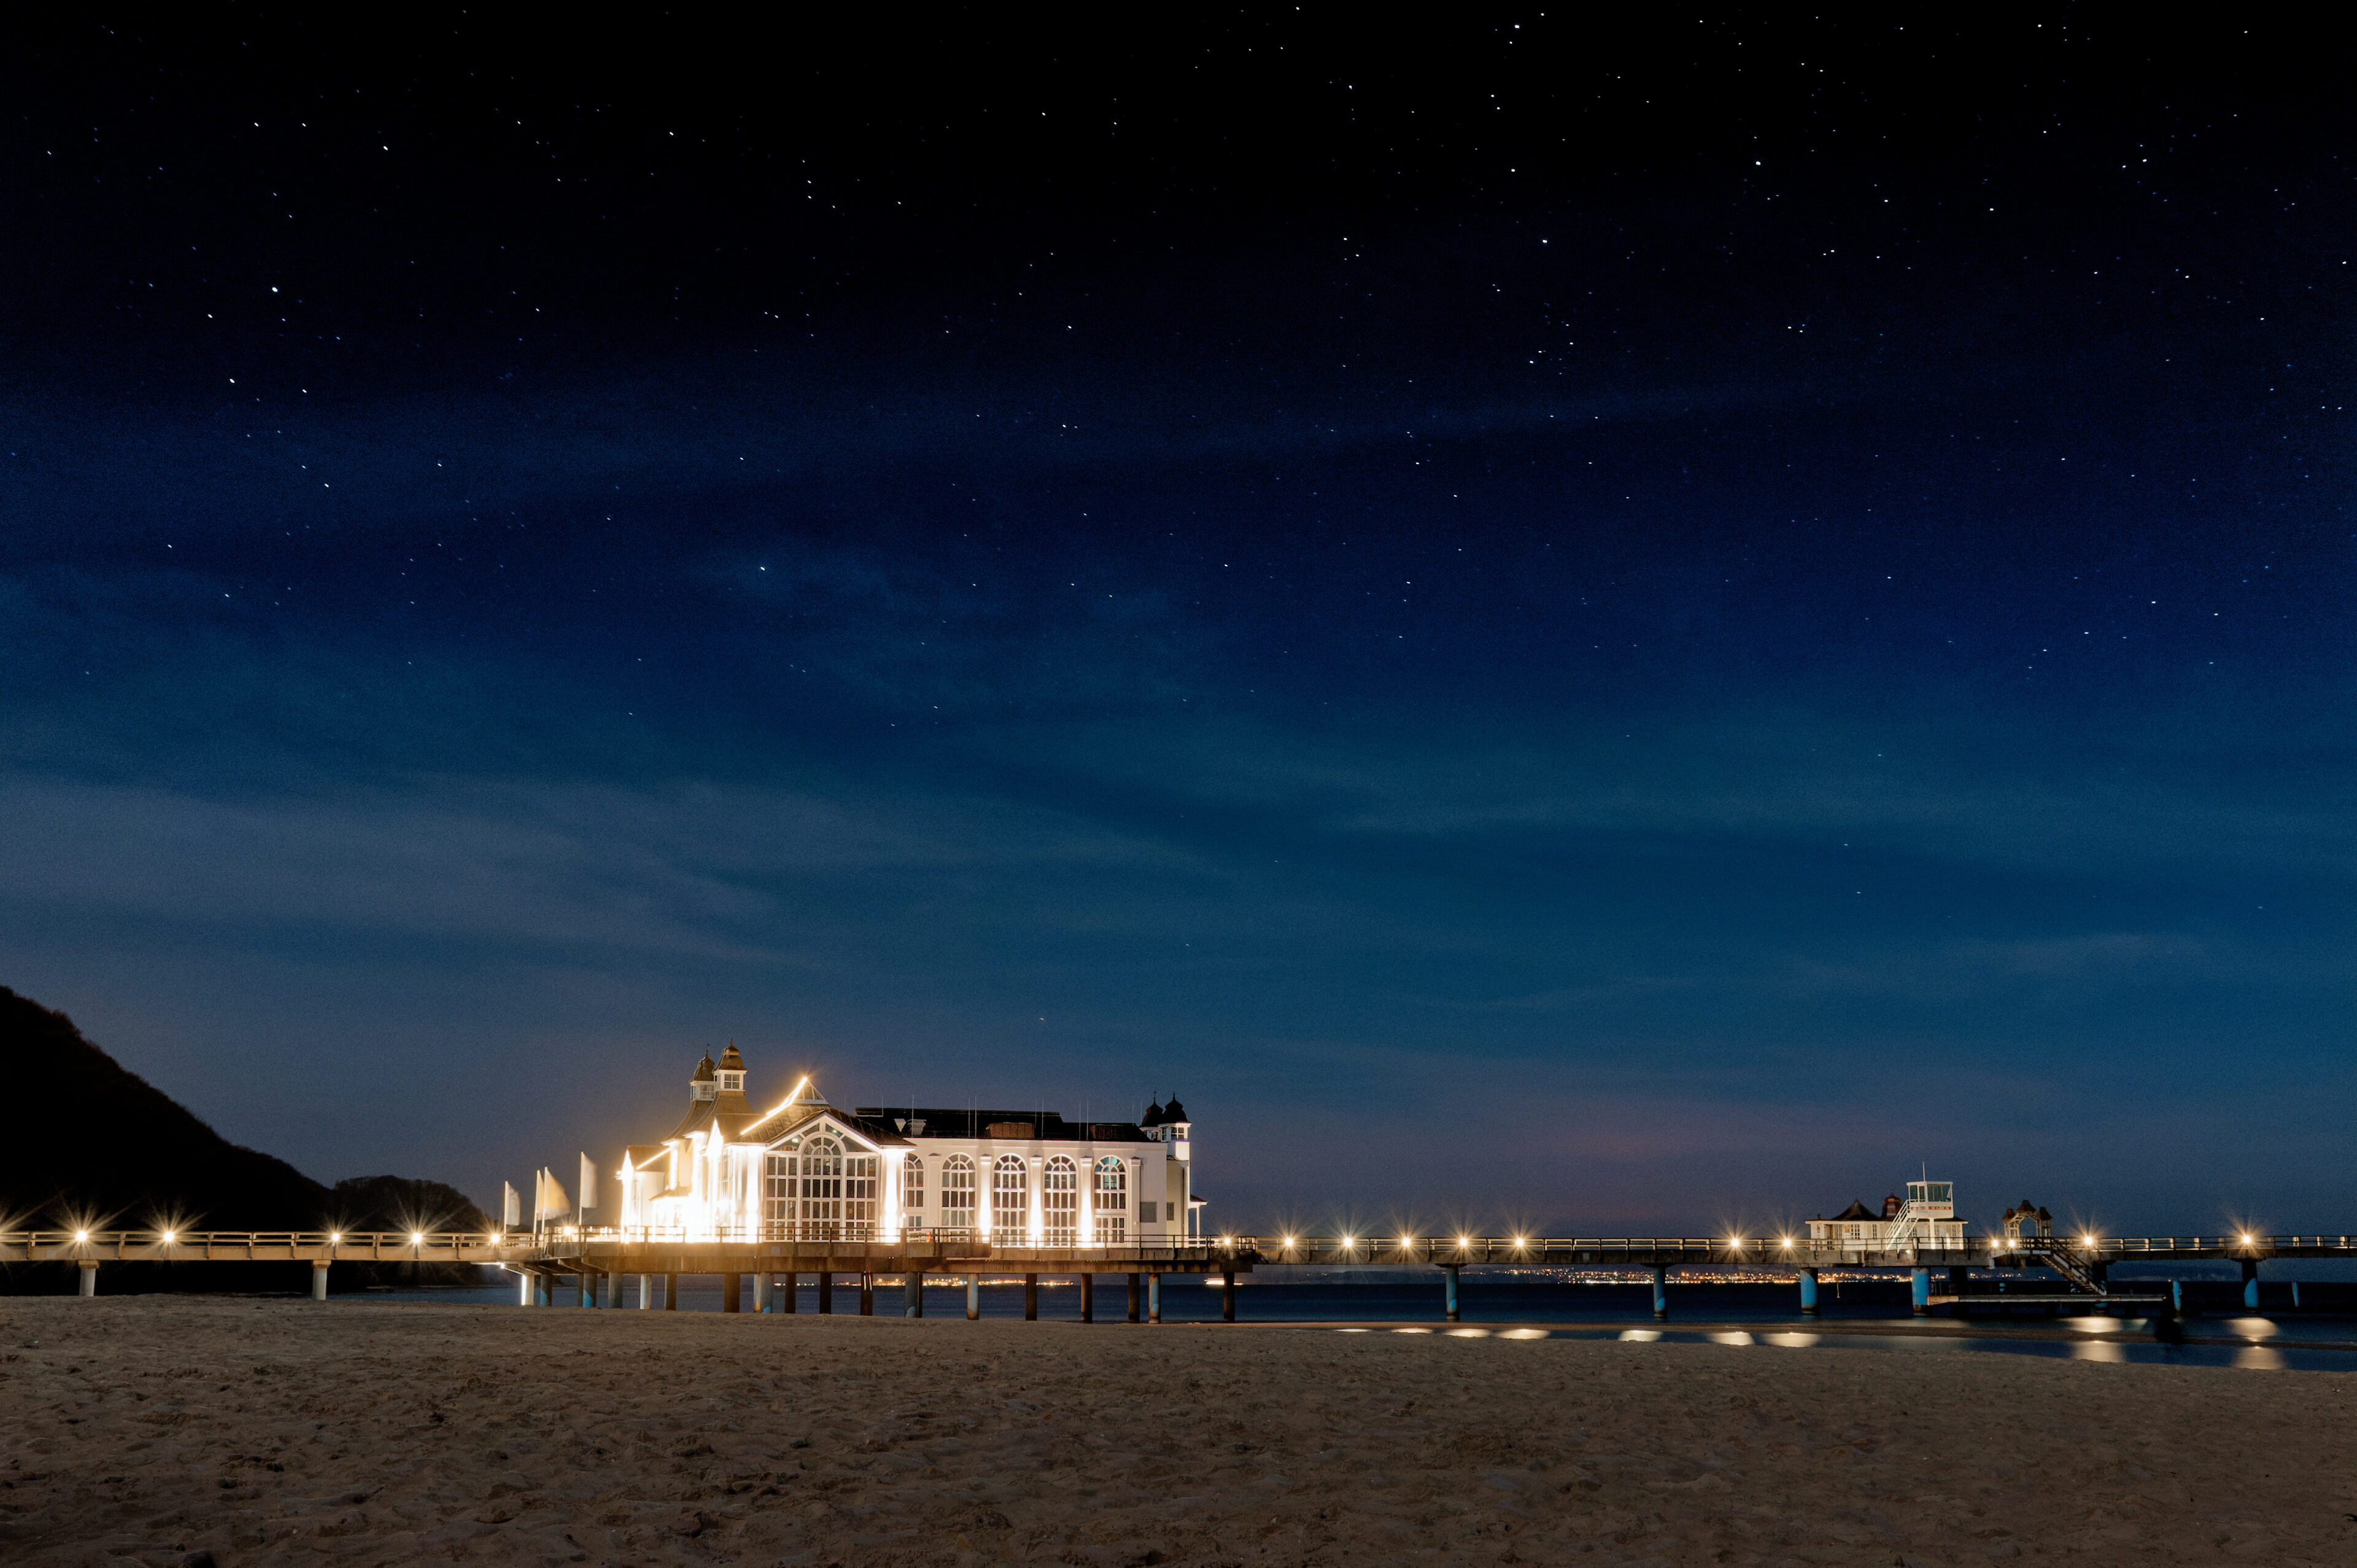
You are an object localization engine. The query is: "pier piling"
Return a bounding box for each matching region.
[1798,1267,1818,1316]
[1222,1267,1237,1322]
[1444,1264,1461,1322]
[753,1273,767,1312]
[723,1272,741,1313]
[1127,1272,1141,1322]
[1651,1266,1667,1321]
[1024,1273,1039,1320]
[518,1271,533,1307]
[640,1273,654,1309]
[1080,1272,1094,1322]
[859,1273,873,1315]
[1148,1272,1161,1323]
[1911,1267,1931,1316]
[663,1273,678,1311]
[78,1261,96,1297]
[781,1270,796,1311]
[311,1261,330,1301]
[904,1271,923,1317]
[966,1274,980,1320]
[2242,1257,2260,1310]
[818,1271,834,1314]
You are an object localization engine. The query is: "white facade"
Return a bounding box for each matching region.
[1805,1180,1968,1251]
[611,1046,1201,1246]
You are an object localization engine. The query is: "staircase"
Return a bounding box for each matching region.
[2025,1240,2102,1294]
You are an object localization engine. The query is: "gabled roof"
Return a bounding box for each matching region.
[1829,1199,1879,1222]
[748,1105,910,1150]
[850,1106,1157,1143]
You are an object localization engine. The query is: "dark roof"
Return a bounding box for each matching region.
[1829,1199,1878,1222]
[850,1107,1157,1143]
[691,1052,716,1083]
[1140,1100,1164,1128]
[1161,1097,1188,1122]
[718,1043,745,1071]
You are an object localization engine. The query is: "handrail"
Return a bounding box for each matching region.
[7,1229,2353,1255]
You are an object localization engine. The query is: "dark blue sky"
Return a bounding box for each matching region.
[3,12,2349,1237]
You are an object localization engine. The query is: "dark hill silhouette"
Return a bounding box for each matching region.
[1,986,493,1293]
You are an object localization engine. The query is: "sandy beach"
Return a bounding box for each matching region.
[3,1297,2352,1567]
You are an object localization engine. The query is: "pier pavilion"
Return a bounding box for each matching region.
[613,1046,1207,1246]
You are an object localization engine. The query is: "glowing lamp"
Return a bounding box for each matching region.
[1282,1235,1296,1248]
[1399,1234,1413,1248]
[1728,1237,1743,1249]
[329,1232,341,1243]
[2081,1235,2094,1247]
[160,1230,175,1244]
[1457,1235,1471,1248]
[74,1230,88,1242]
[1779,1237,1792,1249]
[1339,1235,1355,1249]
[1512,1235,1527,1248]
[411,1232,425,1245]
[2240,1234,2253,1245]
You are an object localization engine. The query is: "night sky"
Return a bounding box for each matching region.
[4,13,2349,1239]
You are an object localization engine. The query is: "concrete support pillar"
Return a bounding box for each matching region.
[859,1273,874,1316]
[723,1272,741,1314]
[579,1273,594,1309]
[663,1273,678,1311]
[819,1271,834,1314]
[2170,1278,2184,1313]
[1798,1267,1819,1316]
[1127,1273,1142,1323]
[312,1261,330,1302]
[2293,1281,2302,1308]
[1024,1273,1039,1321]
[781,1270,797,1312]
[966,1275,980,1320]
[1080,1273,1094,1323]
[519,1271,534,1307]
[1651,1267,1668,1321]
[79,1261,97,1297]
[753,1273,768,1312]
[639,1274,652,1309]
[1444,1264,1461,1323]
[1148,1272,1161,1323]
[904,1271,924,1318]
[2242,1257,2260,1310]
[1222,1268,1237,1323]
[1911,1267,1932,1316]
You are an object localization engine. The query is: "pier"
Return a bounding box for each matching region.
[7,1227,2346,1320]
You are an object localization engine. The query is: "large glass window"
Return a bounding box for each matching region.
[940,1155,975,1232]
[760,1134,879,1238]
[1093,1157,1127,1243]
[901,1154,924,1227]
[991,1156,1029,1244]
[1042,1156,1078,1247]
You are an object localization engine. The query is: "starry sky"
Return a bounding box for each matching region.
[3,13,2349,1238]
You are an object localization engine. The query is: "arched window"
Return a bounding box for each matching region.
[991,1156,1029,1245]
[799,1135,845,1230]
[902,1154,925,1230]
[1042,1156,1078,1248]
[1093,1157,1128,1244]
[761,1134,878,1238]
[940,1155,976,1234]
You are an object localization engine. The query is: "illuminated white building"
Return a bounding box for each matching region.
[1805,1180,1967,1251]
[615,1045,1203,1245]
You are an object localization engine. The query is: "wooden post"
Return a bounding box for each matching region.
[1127,1272,1141,1322]
[1024,1273,1039,1320]
[1221,1267,1236,1323]
[782,1270,797,1312]
[859,1273,873,1316]
[819,1271,834,1314]
[723,1272,741,1313]
[1080,1272,1094,1323]
[664,1273,678,1310]
[312,1261,330,1302]
[966,1274,980,1320]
